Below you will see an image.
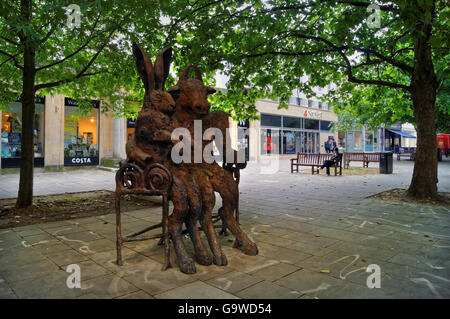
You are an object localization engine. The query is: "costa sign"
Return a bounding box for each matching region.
[303,109,323,119]
[64,157,99,166]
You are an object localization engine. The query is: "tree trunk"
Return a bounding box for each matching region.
[16,0,35,208]
[407,1,438,199]
[408,87,438,199]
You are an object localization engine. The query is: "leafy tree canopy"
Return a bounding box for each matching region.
[0,0,181,118]
[162,0,449,122]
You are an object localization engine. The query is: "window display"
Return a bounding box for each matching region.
[283,131,296,154]
[260,113,327,155]
[1,100,45,168]
[365,131,374,152]
[64,104,99,166]
[260,129,280,155]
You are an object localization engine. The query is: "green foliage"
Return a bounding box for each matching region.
[161,0,449,124]
[435,55,450,133]
[1,0,448,125]
[0,0,175,119]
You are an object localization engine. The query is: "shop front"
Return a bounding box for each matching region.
[63,98,100,166]
[259,115,325,156]
[345,127,382,153]
[385,128,416,152]
[1,96,45,168]
[243,98,338,161]
[126,118,136,141]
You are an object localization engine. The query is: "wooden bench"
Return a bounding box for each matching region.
[344,152,380,168]
[290,153,342,176]
[397,148,416,160]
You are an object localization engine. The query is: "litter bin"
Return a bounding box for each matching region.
[438,148,442,162]
[380,152,393,174]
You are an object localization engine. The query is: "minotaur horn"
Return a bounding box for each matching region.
[179,64,192,80]
[193,65,203,82]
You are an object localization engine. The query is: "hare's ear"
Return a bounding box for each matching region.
[154,47,172,90]
[132,42,155,94]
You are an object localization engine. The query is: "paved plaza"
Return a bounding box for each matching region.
[0,159,449,299]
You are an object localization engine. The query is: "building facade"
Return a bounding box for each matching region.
[1,93,340,169]
[341,123,417,154]
[1,94,120,170]
[229,98,339,162]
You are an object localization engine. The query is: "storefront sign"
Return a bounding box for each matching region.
[237,119,249,128]
[127,118,136,128]
[65,98,100,108]
[15,96,45,104]
[303,109,323,119]
[64,157,99,166]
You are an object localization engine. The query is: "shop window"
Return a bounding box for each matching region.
[282,131,296,154]
[338,132,346,150]
[304,119,319,130]
[127,118,136,141]
[64,104,99,166]
[320,120,332,131]
[261,114,281,127]
[347,130,363,151]
[260,128,280,155]
[288,97,297,105]
[283,116,301,128]
[1,100,45,168]
[365,131,374,152]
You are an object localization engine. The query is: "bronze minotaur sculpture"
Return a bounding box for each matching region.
[115,43,257,274]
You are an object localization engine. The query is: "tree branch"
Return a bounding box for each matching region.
[35,25,118,91]
[1,36,19,46]
[337,1,399,12]
[354,47,413,74]
[36,13,102,72]
[347,76,411,91]
[0,49,23,70]
[39,27,55,44]
[242,48,346,59]
[36,35,99,71]
[35,70,109,91]
[289,31,411,91]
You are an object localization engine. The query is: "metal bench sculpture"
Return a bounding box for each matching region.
[115,44,257,274]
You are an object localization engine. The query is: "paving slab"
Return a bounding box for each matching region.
[155,281,239,299]
[235,280,302,299]
[0,160,449,298]
[206,271,263,293]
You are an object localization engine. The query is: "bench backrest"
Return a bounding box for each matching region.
[345,152,366,161]
[295,153,341,166]
[344,152,380,162]
[366,153,380,161]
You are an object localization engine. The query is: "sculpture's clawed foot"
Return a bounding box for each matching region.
[178,257,197,274]
[213,253,228,266]
[194,251,213,266]
[235,240,259,256]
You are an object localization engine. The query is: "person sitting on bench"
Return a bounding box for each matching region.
[319,147,340,172]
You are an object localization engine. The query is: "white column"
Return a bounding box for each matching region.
[113,117,126,159]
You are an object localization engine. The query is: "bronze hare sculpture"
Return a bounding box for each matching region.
[126,43,258,274]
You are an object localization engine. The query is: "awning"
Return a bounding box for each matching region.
[386,128,416,138]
